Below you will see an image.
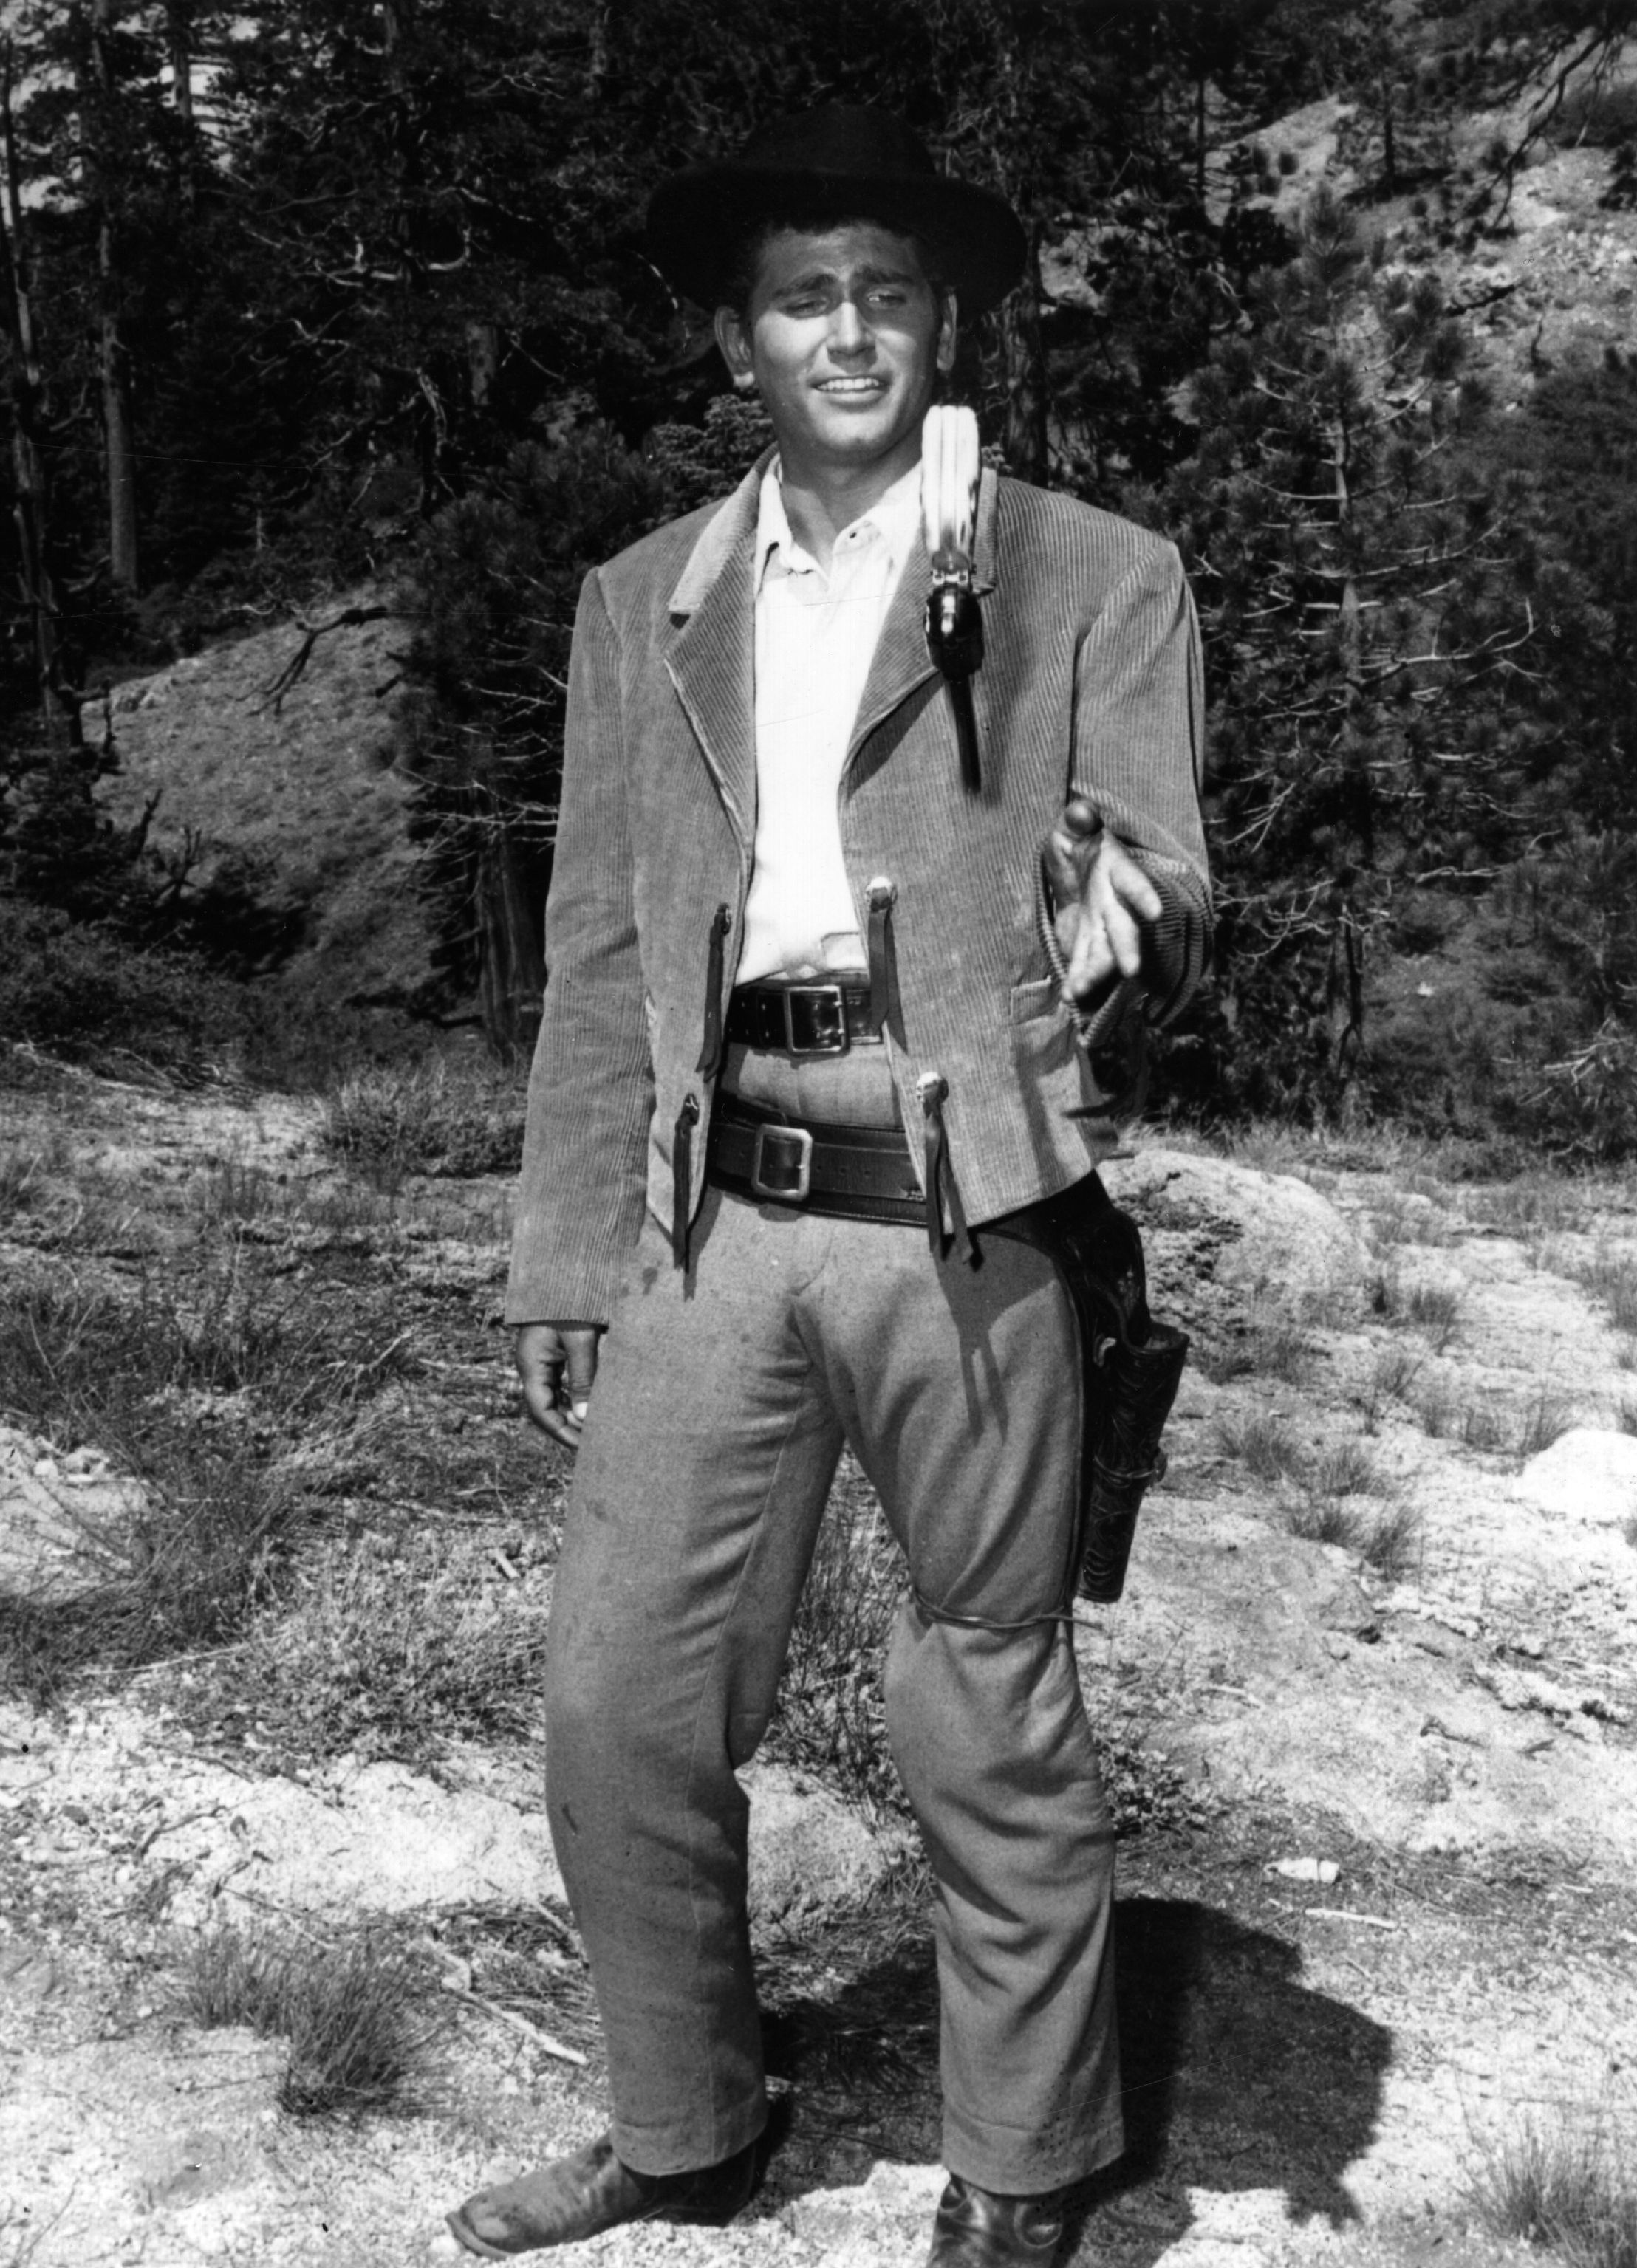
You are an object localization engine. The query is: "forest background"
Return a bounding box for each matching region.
[4,0,1637,1162]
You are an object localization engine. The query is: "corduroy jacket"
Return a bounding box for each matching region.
[505,459,1210,1326]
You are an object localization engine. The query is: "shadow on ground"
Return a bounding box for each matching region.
[755,1891,1392,2261]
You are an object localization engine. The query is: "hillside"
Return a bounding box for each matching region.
[89,600,443,1030]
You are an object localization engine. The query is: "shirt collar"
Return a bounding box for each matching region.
[755,457,922,590]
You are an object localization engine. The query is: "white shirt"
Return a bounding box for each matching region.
[736,460,920,983]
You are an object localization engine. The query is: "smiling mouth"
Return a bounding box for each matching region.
[815,377,886,396]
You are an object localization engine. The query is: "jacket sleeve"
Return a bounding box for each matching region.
[1070,539,1211,1029]
[505,569,654,1326]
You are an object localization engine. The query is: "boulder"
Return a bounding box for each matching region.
[1100,1148,1367,1307]
[1515,1428,1637,1525]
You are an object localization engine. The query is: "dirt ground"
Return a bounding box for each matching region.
[2,1052,1635,2268]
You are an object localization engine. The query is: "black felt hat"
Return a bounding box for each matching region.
[646,105,1026,317]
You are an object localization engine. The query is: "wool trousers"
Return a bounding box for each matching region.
[541,1044,1121,2195]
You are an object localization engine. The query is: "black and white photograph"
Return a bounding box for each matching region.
[2,6,1636,2267]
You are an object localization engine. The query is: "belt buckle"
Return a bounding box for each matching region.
[749,1123,814,1203]
[784,983,848,1055]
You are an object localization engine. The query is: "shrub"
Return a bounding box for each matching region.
[0,900,245,1069]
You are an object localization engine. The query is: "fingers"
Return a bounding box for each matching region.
[1055,826,1165,1006]
[1099,833,1163,926]
[515,1322,603,1451]
[1043,798,1102,917]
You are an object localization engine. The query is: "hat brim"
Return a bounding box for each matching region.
[646,165,1025,318]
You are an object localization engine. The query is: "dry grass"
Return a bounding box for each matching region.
[1464,1179,1588,1239]
[1356,1345,1421,1432]
[1567,1245,1637,1337]
[768,1465,904,1819]
[1286,1437,1421,1578]
[0,1259,426,1697]
[321,1058,527,1188]
[1469,2115,1637,2268]
[181,1924,434,2116]
[1214,1411,1308,1487]
[225,1528,552,1765]
[1516,1391,1578,1459]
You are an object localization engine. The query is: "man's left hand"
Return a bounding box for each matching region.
[1044,796,1163,1007]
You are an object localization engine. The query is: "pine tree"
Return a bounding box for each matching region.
[1161,188,1554,1112]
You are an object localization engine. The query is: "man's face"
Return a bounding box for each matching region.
[715,222,956,487]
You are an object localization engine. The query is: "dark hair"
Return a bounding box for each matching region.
[719,201,949,316]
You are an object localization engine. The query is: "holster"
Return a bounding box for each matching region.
[985,1173,1189,1603]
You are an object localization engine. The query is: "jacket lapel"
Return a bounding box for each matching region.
[665,462,764,854]
[666,456,1001,827]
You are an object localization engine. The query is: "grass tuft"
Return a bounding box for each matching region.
[1516,1391,1577,1460]
[1568,1246,1637,1337]
[1469,2115,1637,2268]
[181,1925,432,2116]
[1245,1320,1315,1384]
[1359,1497,1422,1582]
[1214,1411,1307,1487]
[1357,1346,1421,1433]
[1309,1439,1381,1498]
[1287,1495,1371,1551]
[1402,1278,1463,1349]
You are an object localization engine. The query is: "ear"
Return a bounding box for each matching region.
[714,305,755,388]
[936,289,958,377]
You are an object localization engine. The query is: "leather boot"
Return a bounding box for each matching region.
[446,2133,757,2257]
[926,2173,1065,2266]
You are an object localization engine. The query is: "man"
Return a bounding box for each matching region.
[448,105,1209,2268]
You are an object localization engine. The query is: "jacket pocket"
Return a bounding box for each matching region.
[1008,976,1062,1025]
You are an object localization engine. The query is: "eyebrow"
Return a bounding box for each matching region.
[769,262,920,295]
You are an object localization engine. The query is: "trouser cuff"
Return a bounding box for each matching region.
[609,2094,768,2181]
[942,2105,1124,2196]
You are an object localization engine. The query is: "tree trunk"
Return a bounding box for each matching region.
[100,232,139,591]
[0,46,74,744]
[92,0,139,592]
[477,832,547,1057]
[167,1,193,125]
[999,225,1048,484]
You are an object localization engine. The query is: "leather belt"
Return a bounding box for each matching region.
[725,980,881,1055]
[706,1094,922,1223]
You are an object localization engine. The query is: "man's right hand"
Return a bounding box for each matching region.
[516,1322,604,1450]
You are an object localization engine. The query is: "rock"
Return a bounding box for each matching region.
[741,1761,906,1923]
[0,1425,148,1597]
[1515,1428,1637,1525]
[162,1758,567,1922]
[1101,1148,1367,1309]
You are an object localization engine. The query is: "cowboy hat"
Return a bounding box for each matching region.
[646,105,1025,317]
